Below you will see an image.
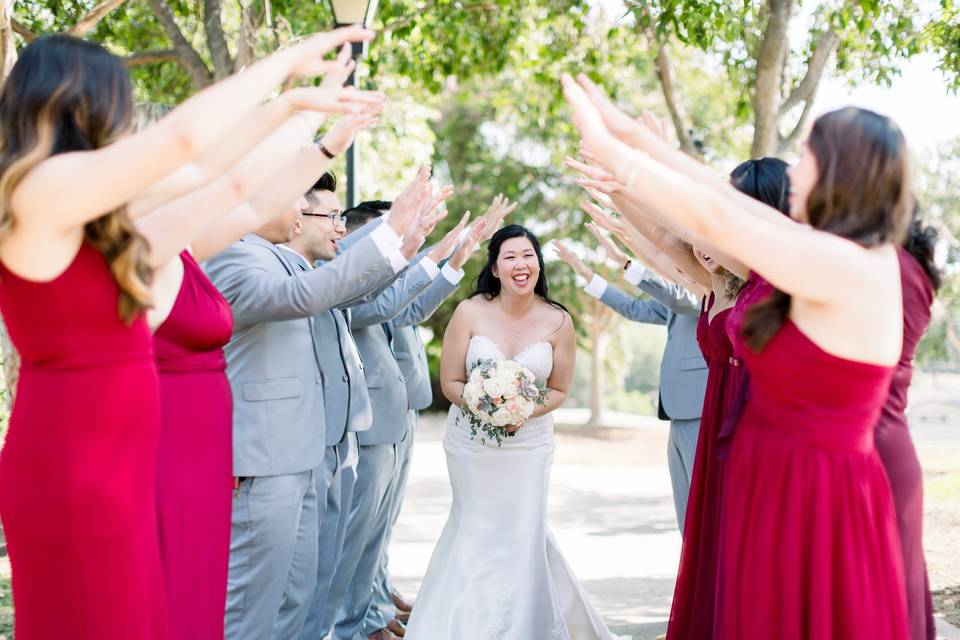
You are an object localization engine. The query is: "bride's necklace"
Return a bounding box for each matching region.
[499,297,533,340]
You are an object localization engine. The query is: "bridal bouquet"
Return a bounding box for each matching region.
[461,358,547,445]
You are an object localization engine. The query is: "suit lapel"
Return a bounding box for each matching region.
[271,243,324,367]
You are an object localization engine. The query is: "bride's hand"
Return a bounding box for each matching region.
[504,422,524,434]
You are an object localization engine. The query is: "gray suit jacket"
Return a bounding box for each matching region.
[204,233,394,476]
[391,271,461,411]
[599,274,706,421]
[283,249,373,446]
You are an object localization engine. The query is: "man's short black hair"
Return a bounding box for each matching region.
[310,172,338,194]
[343,200,392,232]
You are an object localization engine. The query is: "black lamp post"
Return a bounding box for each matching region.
[328,0,379,209]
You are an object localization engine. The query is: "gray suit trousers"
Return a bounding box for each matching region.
[667,417,701,535]
[367,410,417,627]
[299,433,359,639]
[225,469,319,640]
[326,442,400,640]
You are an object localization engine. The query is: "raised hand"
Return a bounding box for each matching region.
[388,167,432,238]
[428,212,471,263]
[477,193,518,242]
[564,156,622,195]
[318,112,380,156]
[449,217,489,270]
[580,200,629,238]
[561,73,618,160]
[320,43,356,89]
[285,86,385,116]
[552,240,594,281]
[286,25,376,79]
[586,222,630,269]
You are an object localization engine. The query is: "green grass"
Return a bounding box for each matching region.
[0,574,12,637]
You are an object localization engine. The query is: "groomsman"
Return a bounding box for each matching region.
[581,261,706,535]
[277,174,375,640]
[204,174,418,640]
[321,203,472,640]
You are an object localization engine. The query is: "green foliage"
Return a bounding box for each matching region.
[0,574,11,637]
[913,136,960,366]
[928,0,960,91]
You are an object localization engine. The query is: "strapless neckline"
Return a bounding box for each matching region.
[469,334,552,361]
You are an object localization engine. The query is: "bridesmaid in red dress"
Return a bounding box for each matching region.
[154,250,234,640]
[0,32,375,639]
[565,77,913,638]
[665,159,791,639]
[876,219,941,640]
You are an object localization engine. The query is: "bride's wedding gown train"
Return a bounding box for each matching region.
[405,335,627,640]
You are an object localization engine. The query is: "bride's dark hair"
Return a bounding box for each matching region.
[472,224,568,312]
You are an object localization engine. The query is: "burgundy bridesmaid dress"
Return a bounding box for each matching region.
[154,250,234,639]
[715,275,774,459]
[717,318,909,639]
[666,293,736,639]
[0,242,169,639]
[874,248,936,640]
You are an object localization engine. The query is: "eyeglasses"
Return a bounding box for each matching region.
[302,211,345,226]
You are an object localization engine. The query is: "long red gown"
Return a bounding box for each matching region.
[717,318,909,639]
[874,248,936,640]
[666,294,736,639]
[0,242,169,639]
[154,250,234,640]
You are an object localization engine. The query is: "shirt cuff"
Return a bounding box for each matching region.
[623,262,648,287]
[441,262,465,285]
[369,221,408,274]
[583,274,608,299]
[419,256,440,280]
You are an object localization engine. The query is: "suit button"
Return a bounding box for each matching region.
[316,375,322,384]
[342,375,349,382]
[358,363,364,370]
[399,375,404,382]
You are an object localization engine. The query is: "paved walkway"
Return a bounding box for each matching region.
[388,412,960,640]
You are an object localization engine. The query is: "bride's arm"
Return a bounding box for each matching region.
[531,311,576,418]
[440,300,475,406]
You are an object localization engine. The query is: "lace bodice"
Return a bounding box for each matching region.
[466,335,554,383]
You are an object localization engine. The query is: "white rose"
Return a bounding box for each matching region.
[500,360,522,374]
[515,397,534,418]
[469,368,483,384]
[482,377,505,399]
[490,407,512,427]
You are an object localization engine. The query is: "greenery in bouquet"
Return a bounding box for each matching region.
[461,358,547,445]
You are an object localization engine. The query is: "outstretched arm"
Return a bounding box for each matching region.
[11,26,375,234]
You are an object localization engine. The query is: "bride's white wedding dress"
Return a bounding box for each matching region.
[405,335,627,640]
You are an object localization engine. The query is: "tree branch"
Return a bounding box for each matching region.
[380,0,436,33]
[11,18,35,42]
[146,0,213,89]
[751,0,794,157]
[778,29,839,118]
[68,0,129,37]
[203,0,233,79]
[124,49,179,67]
[778,87,817,152]
[653,41,697,156]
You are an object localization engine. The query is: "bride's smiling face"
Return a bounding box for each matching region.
[492,236,540,296]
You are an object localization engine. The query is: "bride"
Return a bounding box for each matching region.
[404,224,625,640]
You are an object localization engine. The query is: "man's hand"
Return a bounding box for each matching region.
[388,167,432,238]
[477,193,518,242]
[427,212,470,264]
[448,218,489,270]
[552,240,594,281]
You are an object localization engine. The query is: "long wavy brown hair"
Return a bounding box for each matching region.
[741,107,913,351]
[0,35,152,322]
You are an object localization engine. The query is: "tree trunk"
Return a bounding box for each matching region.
[750,0,794,157]
[0,0,17,78]
[203,0,233,79]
